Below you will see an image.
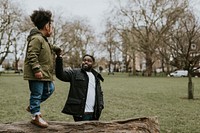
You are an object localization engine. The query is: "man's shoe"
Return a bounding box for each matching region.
[26,106,30,112]
[31,115,48,128]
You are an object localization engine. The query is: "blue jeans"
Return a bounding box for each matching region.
[28,80,55,115]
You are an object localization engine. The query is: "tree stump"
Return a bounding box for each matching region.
[0,117,159,133]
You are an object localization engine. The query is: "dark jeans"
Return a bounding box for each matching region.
[28,80,54,115]
[73,113,94,121]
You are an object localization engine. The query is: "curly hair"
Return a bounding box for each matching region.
[82,54,95,62]
[30,8,52,30]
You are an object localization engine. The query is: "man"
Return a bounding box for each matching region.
[23,8,61,128]
[55,54,104,121]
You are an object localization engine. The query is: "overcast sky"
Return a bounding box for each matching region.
[14,0,200,32]
[14,0,116,32]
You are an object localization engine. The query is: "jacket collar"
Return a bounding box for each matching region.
[81,68,104,82]
[27,28,49,43]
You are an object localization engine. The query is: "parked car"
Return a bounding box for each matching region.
[0,65,5,75]
[169,70,188,77]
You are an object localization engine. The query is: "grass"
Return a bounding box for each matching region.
[0,73,200,132]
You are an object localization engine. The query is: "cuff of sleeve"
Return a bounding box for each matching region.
[32,65,41,73]
[33,68,41,73]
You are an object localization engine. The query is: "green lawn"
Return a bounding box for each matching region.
[0,73,200,132]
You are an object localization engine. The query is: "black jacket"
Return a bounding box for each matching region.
[56,57,104,120]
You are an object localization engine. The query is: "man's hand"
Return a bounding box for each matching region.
[35,71,43,79]
[55,49,62,57]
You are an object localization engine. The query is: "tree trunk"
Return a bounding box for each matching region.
[0,117,160,133]
[15,59,19,71]
[188,73,194,99]
[145,57,153,76]
[132,53,136,75]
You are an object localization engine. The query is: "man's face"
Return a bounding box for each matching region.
[82,56,94,71]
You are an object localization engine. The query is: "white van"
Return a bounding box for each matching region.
[0,65,4,72]
[169,70,188,77]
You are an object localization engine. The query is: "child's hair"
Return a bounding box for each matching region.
[30,8,52,30]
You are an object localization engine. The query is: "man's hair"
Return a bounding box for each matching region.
[82,54,95,62]
[30,8,52,30]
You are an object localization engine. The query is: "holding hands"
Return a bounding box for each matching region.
[55,48,62,57]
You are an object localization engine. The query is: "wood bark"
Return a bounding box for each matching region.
[0,117,159,133]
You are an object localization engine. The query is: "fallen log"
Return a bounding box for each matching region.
[0,117,159,133]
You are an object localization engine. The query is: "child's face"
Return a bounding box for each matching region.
[46,21,54,37]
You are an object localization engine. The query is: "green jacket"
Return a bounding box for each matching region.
[23,28,60,81]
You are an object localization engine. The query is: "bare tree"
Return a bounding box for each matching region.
[0,0,23,65]
[108,0,188,76]
[166,11,200,99]
[12,15,33,72]
[114,27,138,74]
[101,21,119,74]
[55,17,95,68]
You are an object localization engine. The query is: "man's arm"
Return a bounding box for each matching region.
[27,38,44,79]
[55,56,72,82]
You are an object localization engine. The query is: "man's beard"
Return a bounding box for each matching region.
[82,64,91,71]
